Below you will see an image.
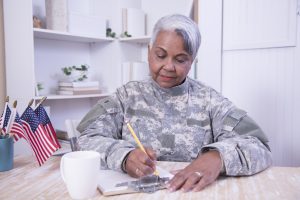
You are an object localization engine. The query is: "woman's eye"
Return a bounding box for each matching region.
[156,54,165,59]
[176,59,185,63]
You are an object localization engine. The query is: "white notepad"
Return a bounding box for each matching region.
[98,166,173,196]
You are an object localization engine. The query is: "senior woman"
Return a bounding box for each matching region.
[77,14,272,192]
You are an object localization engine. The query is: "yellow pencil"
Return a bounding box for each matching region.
[126,122,159,176]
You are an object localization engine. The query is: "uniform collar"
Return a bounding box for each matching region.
[151,77,189,96]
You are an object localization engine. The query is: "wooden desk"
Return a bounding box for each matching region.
[0,155,299,200]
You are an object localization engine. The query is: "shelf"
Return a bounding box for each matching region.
[34,93,110,100]
[34,28,150,44]
[119,35,151,44]
[33,28,114,43]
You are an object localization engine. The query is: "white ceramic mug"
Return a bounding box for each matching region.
[60,151,100,199]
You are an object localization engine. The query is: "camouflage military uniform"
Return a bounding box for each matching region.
[77,77,272,176]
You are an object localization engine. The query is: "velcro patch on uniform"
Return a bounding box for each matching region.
[223,109,247,132]
[230,109,247,120]
[126,107,156,119]
[187,118,210,129]
[98,97,118,113]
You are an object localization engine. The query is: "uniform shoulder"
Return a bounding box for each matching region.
[187,78,224,101]
[188,78,213,92]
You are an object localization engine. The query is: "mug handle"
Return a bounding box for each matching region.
[60,155,66,183]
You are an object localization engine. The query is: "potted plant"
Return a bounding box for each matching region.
[62,64,89,82]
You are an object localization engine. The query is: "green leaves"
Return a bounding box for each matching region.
[106,28,116,38]
[61,64,89,81]
[124,31,132,37]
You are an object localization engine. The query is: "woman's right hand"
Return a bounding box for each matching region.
[125,148,157,178]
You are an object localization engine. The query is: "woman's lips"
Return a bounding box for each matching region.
[160,75,175,81]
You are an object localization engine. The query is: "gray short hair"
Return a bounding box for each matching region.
[149,14,201,59]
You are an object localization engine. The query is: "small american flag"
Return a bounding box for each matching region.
[0,106,26,141]
[21,106,58,166]
[0,105,11,135]
[35,105,61,149]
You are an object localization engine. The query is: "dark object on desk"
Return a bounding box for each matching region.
[56,129,69,141]
[116,175,170,193]
[69,137,80,151]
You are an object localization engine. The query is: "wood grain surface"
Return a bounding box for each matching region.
[0,155,299,200]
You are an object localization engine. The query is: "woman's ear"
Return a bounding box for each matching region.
[147,45,151,62]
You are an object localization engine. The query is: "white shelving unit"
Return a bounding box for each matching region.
[3,0,195,155]
[3,0,121,133]
[119,36,151,44]
[34,93,111,100]
[34,28,114,43]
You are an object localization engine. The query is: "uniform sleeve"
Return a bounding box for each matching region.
[201,89,272,176]
[77,93,135,172]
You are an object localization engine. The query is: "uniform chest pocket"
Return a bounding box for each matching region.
[124,108,161,142]
[186,118,210,133]
[184,118,211,158]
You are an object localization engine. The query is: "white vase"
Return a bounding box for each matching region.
[45,0,68,31]
[64,70,89,82]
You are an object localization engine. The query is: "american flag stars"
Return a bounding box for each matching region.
[0,100,60,166]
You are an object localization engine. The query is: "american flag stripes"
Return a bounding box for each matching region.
[21,106,58,166]
[11,113,27,141]
[1,99,60,166]
[35,105,61,149]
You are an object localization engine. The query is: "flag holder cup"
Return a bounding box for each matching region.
[0,135,14,172]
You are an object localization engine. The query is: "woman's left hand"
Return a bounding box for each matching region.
[166,150,223,192]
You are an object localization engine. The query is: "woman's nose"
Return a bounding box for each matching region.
[163,58,175,71]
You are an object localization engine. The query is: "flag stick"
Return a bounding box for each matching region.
[28,99,34,107]
[34,96,47,110]
[7,100,17,137]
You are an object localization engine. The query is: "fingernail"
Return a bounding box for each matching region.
[168,187,175,192]
[181,188,189,193]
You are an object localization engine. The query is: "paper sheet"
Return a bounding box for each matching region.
[98,166,173,196]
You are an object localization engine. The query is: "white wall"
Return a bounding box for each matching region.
[197,0,299,166]
[196,0,222,92]
[142,0,194,35]
[221,0,300,167]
